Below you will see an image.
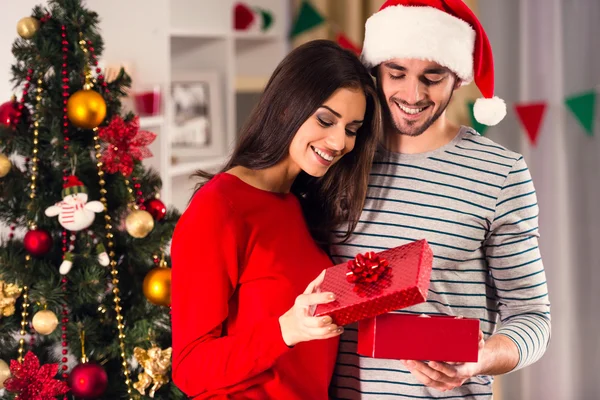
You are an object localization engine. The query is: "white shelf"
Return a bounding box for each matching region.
[169,29,227,40]
[233,31,280,40]
[139,115,165,129]
[169,156,228,177]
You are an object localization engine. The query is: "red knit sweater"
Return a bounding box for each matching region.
[171,173,339,399]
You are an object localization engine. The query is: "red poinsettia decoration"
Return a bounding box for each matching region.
[97,115,157,176]
[4,351,69,400]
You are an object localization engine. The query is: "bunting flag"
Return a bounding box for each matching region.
[290,0,325,38]
[257,7,274,31]
[336,32,361,56]
[565,91,596,136]
[467,101,489,136]
[515,102,547,146]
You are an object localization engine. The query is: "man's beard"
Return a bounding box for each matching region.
[385,90,454,137]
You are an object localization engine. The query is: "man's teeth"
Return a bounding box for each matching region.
[313,147,334,162]
[397,103,425,115]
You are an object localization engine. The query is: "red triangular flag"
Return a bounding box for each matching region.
[514,102,547,145]
[234,3,256,30]
[336,32,361,56]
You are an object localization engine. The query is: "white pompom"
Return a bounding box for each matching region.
[473,96,507,126]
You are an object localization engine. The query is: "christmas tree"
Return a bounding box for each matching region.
[0,1,183,398]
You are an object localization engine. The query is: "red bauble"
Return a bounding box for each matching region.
[23,229,53,256]
[67,362,108,399]
[145,198,167,221]
[0,100,19,128]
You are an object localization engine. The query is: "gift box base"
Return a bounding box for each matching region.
[358,313,480,363]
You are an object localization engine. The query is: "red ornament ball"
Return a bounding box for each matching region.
[0,100,20,128]
[67,362,108,399]
[23,229,53,256]
[145,198,167,221]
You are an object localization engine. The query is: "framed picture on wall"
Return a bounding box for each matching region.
[170,71,224,159]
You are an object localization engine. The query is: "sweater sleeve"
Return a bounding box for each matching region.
[485,156,551,371]
[170,186,291,397]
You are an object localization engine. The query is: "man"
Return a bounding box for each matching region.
[329,0,551,398]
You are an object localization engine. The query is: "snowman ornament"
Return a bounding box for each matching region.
[45,176,110,274]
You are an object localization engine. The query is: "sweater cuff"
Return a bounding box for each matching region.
[258,316,292,363]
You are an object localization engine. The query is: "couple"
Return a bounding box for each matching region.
[170,1,551,399]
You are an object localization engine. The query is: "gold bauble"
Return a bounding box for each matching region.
[126,209,154,238]
[0,359,9,389]
[67,90,107,129]
[0,154,11,178]
[143,267,171,307]
[17,17,40,39]
[32,309,59,335]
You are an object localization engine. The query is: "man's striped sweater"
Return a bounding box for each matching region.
[329,126,551,399]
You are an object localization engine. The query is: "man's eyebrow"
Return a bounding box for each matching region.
[383,62,406,71]
[423,67,450,75]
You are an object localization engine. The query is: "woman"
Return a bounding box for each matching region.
[171,40,382,399]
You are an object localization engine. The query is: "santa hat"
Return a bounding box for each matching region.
[362,0,506,126]
[62,175,88,197]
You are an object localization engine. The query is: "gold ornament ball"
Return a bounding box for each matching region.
[17,17,40,39]
[32,309,59,335]
[0,154,11,178]
[126,209,155,238]
[0,359,9,389]
[143,267,171,307]
[67,90,107,129]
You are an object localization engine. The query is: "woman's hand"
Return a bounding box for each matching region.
[279,270,342,347]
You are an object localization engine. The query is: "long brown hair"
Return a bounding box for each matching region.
[194,40,382,246]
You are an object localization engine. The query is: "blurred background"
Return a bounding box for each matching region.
[1,1,598,399]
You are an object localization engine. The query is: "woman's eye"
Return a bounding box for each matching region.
[345,129,358,137]
[389,74,404,80]
[317,117,333,127]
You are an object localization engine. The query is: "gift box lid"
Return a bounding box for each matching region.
[313,239,433,325]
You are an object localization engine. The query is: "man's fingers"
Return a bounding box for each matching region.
[403,360,448,383]
[304,269,327,294]
[428,361,458,379]
[402,361,450,392]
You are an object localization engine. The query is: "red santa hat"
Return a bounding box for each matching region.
[362,0,506,126]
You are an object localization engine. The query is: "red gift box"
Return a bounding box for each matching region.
[358,313,481,362]
[313,240,433,326]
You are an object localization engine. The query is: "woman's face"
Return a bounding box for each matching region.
[288,87,366,178]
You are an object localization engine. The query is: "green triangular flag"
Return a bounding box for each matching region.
[565,91,596,136]
[290,0,325,38]
[467,101,489,136]
[257,8,274,32]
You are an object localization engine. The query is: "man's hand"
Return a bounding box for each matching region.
[400,331,485,392]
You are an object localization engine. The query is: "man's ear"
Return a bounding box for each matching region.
[453,76,462,90]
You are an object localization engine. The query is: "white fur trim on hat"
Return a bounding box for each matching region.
[362,5,476,83]
[473,96,507,126]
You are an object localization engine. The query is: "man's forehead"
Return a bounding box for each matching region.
[382,58,449,73]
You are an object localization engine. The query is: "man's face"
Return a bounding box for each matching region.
[378,58,460,137]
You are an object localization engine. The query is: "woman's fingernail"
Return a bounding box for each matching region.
[328,293,335,300]
[322,317,332,324]
[337,327,344,333]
